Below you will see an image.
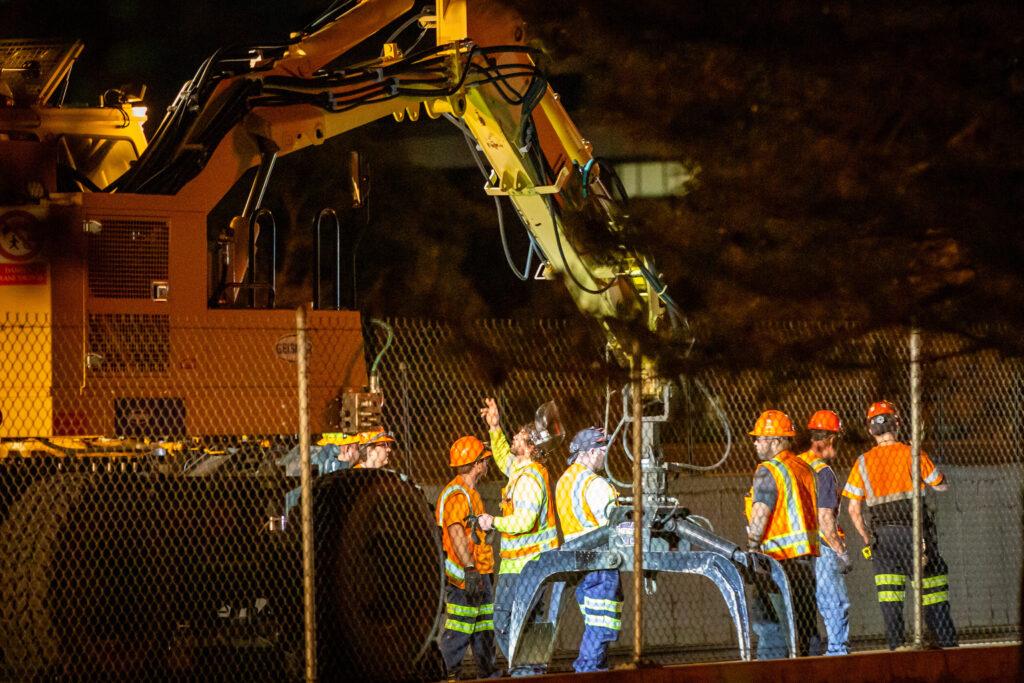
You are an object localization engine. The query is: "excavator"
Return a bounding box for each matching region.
[0,0,795,678]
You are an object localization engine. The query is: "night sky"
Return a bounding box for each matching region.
[4,0,1023,368]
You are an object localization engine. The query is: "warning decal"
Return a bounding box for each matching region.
[0,210,47,286]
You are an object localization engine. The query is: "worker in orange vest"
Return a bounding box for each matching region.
[352,431,395,469]
[555,427,623,672]
[476,397,559,676]
[799,410,851,656]
[745,409,820,659]
[436,436,497,678]
[842,400,957,650]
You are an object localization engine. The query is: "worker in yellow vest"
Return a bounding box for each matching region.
[555,427,622,672]
[476,397,559,675]
[744,409,820,659]
[436,436,496,678]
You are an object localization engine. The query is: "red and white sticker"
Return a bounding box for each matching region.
[0,210,47,285]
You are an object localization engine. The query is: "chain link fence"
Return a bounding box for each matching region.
[368,317,1023,673]
[0,313,1020,679]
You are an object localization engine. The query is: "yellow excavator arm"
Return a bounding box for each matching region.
[114,0,674,364]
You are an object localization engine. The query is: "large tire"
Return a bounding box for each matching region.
[313,469,444,682]
[0,473,169,679]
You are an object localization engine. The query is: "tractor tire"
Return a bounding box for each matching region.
[312,468,444,682]
[0,473,169,679]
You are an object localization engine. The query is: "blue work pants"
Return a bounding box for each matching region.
[573,569,623,672]
[812,544,850,655]
[440,576,496,679]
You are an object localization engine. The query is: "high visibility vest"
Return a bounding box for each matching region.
[436,477,494,587]
[797,451,845,541]
[844,443,944,507]
[556,462,617,541]
[499,461,559,562]
[745,450,820,560]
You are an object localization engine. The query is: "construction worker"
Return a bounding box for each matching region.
[353,430,395,469]
[318,432,361,472]
[799,410,852,656]
[555,427,622,672]
[842,400,957,650]
[476,397,559,676]
[436,436,497,679]
[744,409,820,659]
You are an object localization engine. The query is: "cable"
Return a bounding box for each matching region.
[369,319,394,378]
[445,113,539,281]
[302,0,358,35]
[544,192,618,295]
[667,377,733,472]
[383,11,429,46]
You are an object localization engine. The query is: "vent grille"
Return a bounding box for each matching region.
[88,314,170,374]
[87,219,168,299]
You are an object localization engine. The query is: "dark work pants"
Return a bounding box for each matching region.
[873,524,957,649]
[440,575,496,679]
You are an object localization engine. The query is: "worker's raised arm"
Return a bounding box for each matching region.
[480,397,512,477]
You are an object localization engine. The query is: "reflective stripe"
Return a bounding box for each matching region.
[500,463,558,562]
[584,614,622,630]
[500,525,559,559]
[924,468,943,485]
[438,483,474,586]
[474,619,495,632]
[447,603,480,617]
[859,458,875,502]
[437,484,472,527]
[922,575,948,589]
[875,573,906,586]
[806,457,828,473]
[445,558,465,583]
[922,591,949,605]
[758,462,814,557]
[571,468,599,530]
[479,603,494,615]
[843,482,864,498]
[583,597,623,613]
[515,500,543,513]
[445,618,476,634]
[761,534,813,557]
[878,590,906,602]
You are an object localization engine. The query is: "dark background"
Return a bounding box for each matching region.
[4,0,1023,369]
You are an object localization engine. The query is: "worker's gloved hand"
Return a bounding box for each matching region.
[837,551,853,574]
[861,545,873,561]
[464,567,485,601]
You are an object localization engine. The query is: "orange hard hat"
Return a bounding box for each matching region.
[866,400,898,421]
[749,410,796,437]
[807,410,842,433]
[449,435,492,467]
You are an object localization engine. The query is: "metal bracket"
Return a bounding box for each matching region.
[484,166,569,197]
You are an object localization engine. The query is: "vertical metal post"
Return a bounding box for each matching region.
[296,306,317,682]
[909,326,924,649]
[631,341,644,666]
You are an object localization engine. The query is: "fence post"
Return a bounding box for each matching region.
[909,326,924,649]
[631,341,644,665]
[296,305,317,682]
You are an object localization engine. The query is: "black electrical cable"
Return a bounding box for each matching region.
[445,113,538,281]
